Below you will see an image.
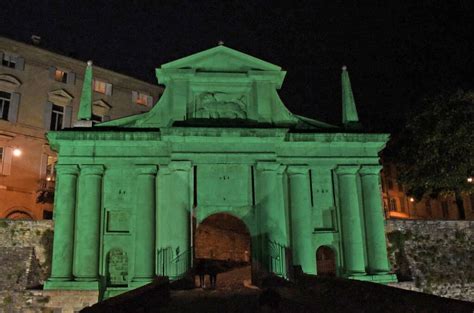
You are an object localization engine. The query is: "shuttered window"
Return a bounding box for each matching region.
[132,91,153,107]
[48,66,76,85]
[0,147,13,175]
[0,52,24,71]
[94,79,112,96]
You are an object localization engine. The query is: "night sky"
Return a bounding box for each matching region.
[1,1,473,132]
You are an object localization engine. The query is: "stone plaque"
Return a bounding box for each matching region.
[107,211,129,232]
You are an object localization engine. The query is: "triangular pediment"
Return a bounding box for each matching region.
[48,89,73,106]
[93,99,112,116]
[161,45,281,72]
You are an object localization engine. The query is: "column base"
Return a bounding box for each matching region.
[44,279,100,290]
[348,273,398,284]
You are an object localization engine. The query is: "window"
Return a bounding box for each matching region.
[48,67,75,84]
[0,91,11,120]
[50,104,64,130]
[54,70,68,83]
[1,52,24,71]
[132,91,153,107]
[93,79,112,95]
[46,155,57,182]
[0,147,13,175]
[2,54,16,68]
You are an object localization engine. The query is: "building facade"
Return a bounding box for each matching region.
[0,37,162,220]
[45,45,396,297]
[381,162,474,220]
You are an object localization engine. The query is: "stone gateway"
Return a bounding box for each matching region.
[44,45,396,297]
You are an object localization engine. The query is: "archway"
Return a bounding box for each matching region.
[316,246,336,276]
[194,213,251,288]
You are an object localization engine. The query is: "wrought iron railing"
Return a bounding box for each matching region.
[157,247,190,279]
[268,240,288,279]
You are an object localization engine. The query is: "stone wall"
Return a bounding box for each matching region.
[385,219,474,302]
[0,219,53,288]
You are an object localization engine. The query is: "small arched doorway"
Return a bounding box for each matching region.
[316,246,336,276]
[194,213,251,288]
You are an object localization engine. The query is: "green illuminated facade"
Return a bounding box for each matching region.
[45,45,396,296]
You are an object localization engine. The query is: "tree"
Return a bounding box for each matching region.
[391,89,474,219]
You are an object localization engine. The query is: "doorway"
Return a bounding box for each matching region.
[316,246,336,276]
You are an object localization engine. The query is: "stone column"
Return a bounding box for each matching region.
[47,165,79,283]
[360,166,390,274]
[132,165,158,284]
[73,165,104,284]
[287,166,313,273]
[157,161,191,279]
[256,162,288,275]
[335,165,366,276]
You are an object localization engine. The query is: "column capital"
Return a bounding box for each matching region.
[359,165,383,175]
[55,164,79,176]
[310,164,337,172]
[80,164,105,176]
[335,165,360,175]
[256,161,285,173]
[168,161,192,172]
[287,165,309,176]
[135,165,158,175]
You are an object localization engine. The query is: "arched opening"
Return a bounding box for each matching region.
[316,246,336,276]
[194,213,251,288]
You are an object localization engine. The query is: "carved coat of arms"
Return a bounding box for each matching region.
[194,92,247,119]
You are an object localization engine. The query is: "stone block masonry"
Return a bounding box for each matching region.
[386,219,474,302]
[0,219,53,286]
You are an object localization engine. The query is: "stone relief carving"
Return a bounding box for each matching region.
[194,92,247,119]
[106,248,128,286]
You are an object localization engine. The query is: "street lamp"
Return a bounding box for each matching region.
[468,177,473,183]
[12,148,22,157]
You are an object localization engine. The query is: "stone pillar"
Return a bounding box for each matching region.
[256,162,288,275]
[157,161,191,279]
[47,165,79,284]
[132,165,157,284]
[73,165,104,285]
[360,166,390,274]
[335,165,366,276]
[287,166,313,273]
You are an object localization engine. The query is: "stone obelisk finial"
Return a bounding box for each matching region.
[77,60,93,122]
[341,65,361,129]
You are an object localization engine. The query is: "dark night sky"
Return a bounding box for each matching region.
[1,0,473,132]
